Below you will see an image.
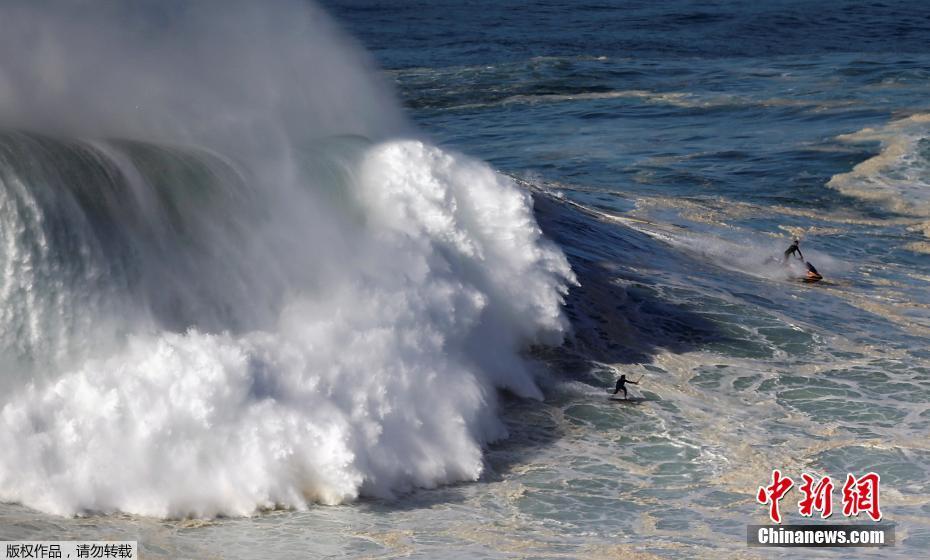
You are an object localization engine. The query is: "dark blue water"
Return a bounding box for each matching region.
[3,3,929,558]
[329,0,930,65]
[324,0,930,278]
[320,1,930,556]
[325,2,928,208]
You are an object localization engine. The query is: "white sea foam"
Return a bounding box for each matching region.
[0,1,574,517]
[828,114,930,226]
[577,201,842,282]
[0,138,573,518]
[659,233,844,282]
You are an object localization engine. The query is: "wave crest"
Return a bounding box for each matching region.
[0,0,574,518]
[0,137,573,517]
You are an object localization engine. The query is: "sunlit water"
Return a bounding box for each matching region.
[4,1,930,558]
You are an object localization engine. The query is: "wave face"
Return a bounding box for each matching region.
[0,1,573,517]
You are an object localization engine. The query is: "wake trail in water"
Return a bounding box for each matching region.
[0,1,574,517]
[560,197,842,284]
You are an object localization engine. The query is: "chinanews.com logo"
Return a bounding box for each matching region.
[747,469,895,548]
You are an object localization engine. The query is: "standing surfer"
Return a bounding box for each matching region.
[784,238,803,263]
[612,374,639,399]
[783,237,823,282]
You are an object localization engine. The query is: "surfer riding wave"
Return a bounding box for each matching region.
[612,374,640,399]
[783,238,823,282]
[784,238,804,263]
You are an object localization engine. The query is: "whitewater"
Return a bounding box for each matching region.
[4,0,930,558]
[0,0,573,518]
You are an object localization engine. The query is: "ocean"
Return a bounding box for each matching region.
[1,0,929,558]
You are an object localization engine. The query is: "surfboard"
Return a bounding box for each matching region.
[608,396,647,404]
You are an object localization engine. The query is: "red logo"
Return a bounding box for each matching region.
[757,469,794,523]
[757,470,882,523]
[842,472,882,521]
[798,474,834,518]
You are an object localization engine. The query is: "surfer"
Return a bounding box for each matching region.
[783,238,804,263]
[782,238,823,282]
[612,374,639,399]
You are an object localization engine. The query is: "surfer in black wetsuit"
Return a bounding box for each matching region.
[784,238,803,263]
[612,374,638,399]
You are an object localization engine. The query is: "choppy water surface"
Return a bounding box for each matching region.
[329,2,930,555]
[3,0,930,558]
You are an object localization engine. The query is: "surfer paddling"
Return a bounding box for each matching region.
[612,374,641,399]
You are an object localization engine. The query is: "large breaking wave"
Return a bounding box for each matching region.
[0,1,574,517]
